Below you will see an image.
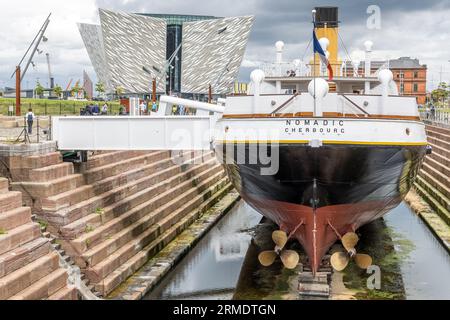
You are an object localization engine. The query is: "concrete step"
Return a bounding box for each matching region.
[78,166,225,270]
[88,150,202,196]
[83,151,169,184]
[41,152,184,212]
[428,141,450,159]
[0,222,41,256]
[415,176,450,224]
[58,156,218,236]
[96,181,232,296]
[414,181,450,227]
[424,156,450,178]
[426,125,450,137]
[74,164,225,259]
[87,176,229,289]
[10,152,62,170]
[28,162,74,182]
[426,129,450,144]
[8,267,68,300]
[418,170,450,207]
[47,285,78,300]
[421,161,450,190]
[0,191,23,214]
[0,207,32,231]
[427,135,450,151]
[11,174,84,204]
[82,151,147,170]
[0,178,9,194]
[41,185,95,212]
[429,150,450,168]
[0,237,50,278]
[0,251,59,299]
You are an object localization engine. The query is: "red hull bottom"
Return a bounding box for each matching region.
[244,195,401,272]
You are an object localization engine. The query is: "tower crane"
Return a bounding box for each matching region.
[46,53,54,89]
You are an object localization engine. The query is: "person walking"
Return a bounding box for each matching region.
[139,101,146,115]
[101,103,108,115]
[26,108,35,134]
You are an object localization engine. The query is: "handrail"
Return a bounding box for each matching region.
[340,94,370,116]
[270,92,299,115]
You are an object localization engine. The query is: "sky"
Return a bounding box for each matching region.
[0,0,449,92]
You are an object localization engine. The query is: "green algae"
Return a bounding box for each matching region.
[340,218,413,300]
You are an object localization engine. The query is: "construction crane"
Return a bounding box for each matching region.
[46,53,54,89]
[65,79,73,91]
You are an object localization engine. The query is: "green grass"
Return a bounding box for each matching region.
[0,98,122,116]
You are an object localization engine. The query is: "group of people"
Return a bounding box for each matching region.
[138,101,158,115]
[81,102,109,116]
[286,70,297,77]
[425,104,436,119]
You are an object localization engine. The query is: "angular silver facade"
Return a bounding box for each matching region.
[78,23,113,93]
[181,16,254,94]
[99,9,167,93]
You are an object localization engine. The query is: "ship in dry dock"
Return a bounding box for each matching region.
[214,6,429,273]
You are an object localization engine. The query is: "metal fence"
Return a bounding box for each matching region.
[0,102,122,116]
[419,109,450,126]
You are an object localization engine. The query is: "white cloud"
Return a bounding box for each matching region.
[1,0,449,92]
[0,0,98,88]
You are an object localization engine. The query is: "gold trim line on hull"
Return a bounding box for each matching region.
[216,140,428,146]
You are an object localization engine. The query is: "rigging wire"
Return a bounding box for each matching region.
[333,27,353,65]
[301,37,313,62]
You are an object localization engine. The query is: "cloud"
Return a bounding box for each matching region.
[1,0,449,91]
[0,0,98,89]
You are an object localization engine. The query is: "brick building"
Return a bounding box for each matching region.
[389,57,427,105]
[345,57,427,105]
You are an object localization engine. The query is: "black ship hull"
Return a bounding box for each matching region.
[216,143,427,271]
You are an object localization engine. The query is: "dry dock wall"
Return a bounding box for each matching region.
[0,148,231,298]
[412,124,450,248]
[0,177,78,300]
[415,124,450,227]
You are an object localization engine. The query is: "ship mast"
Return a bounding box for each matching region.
[312,9,317,115]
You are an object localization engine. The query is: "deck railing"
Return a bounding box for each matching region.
[420,109,450,126]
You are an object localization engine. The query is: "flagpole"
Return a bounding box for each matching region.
[312,9,317,115]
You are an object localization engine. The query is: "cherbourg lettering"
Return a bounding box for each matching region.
[284,119,345,134]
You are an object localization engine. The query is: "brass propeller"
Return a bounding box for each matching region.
[330,232,373,271]
[258,230,299,269]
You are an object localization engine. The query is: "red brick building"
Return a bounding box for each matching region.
[389,57,427,105]
[344,57,427,105]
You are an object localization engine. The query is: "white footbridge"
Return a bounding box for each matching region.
[52,96,224,151]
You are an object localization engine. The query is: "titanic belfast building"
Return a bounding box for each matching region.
[78,9,254,95]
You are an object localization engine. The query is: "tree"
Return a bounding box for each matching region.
[115,86,124,99]
[431,82,449,107]
[53,85,63,99]
[71,83,82,98]
[95,82,105,96]
[35,81,44,98]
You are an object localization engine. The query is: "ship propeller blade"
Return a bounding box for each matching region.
[272,230,288,249]
[280,250,300,269]
[258,230,299,269]
[258,250,277,266]
[341,232,359,252]
[355,253,372,269]
[330,251,350,271]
